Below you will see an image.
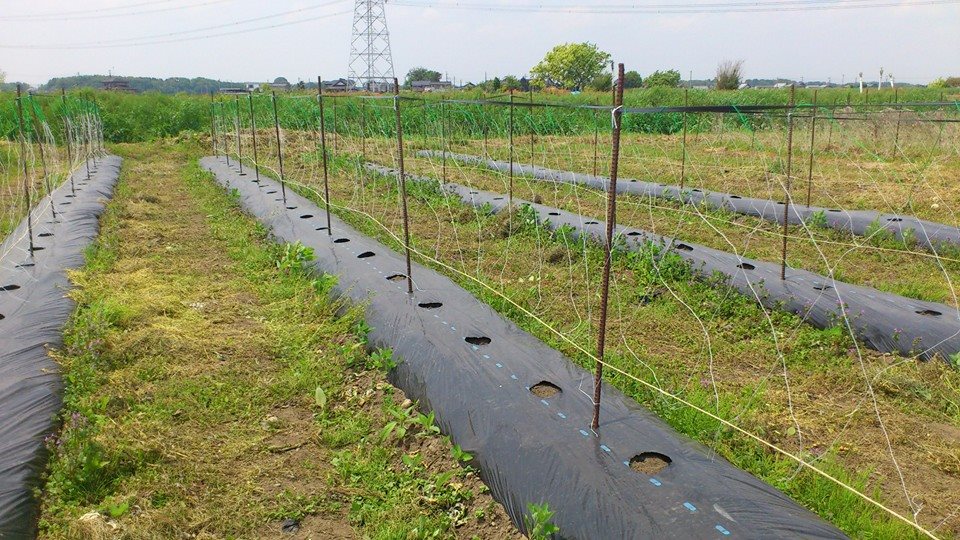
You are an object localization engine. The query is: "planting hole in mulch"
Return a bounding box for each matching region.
[465,336,490,346]
[737,262,755,270]
[730,195,742,199]
[813,283,833,291]
[494,197,504,200]
[16,263,35,269]
[548,212,560,216]
[888,217,903,222]
[629,452,671,475]
[386,274,406,282]
[0,285,21,292]
[30,246,45,252]
[585,221,599,225]
[316,227,328,231]
[358,251,375,259]
[267,190,277,194]
[916,309,942,316]
[334,238,350,243]
[286,206,297,210]
[675,243,693,251]
[39,232,53,237]
[300,214,314,219]
[627,231,642,236]
[530,381,561,398]
[418,302,442,309]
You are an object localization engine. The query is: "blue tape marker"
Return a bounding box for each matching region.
[649,478,662,487]
[471,345,479,351]
[715,525,731,536]
[557,412,566,419]
[540,399,549,406]
[579,429,590,437]
[483,354,490,359]
[510,374,518,380]
[495,363,503,368]
[683,502,697,512]
[451,326,456,331]
[600,444,611,453]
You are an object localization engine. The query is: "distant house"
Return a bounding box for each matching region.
[322,78,355,92]
[411,80,452,92]
[220,87,247,94]
[365,80,395,93]
[101,78,136,93]
[459,82,477,90]
[246,83,263,92]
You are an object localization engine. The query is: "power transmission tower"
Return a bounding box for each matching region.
[348,0,395,92]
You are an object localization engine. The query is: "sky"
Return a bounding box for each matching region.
[1,0,958,86]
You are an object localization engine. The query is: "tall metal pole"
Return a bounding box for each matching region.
[234,95,245,176]
[393,78,413,294]
[222,101,231,167]
[61,89,75,196]
[318,76,332,235]
[781,85,796,281]
[15,84,36,252]
[805,89,818,207]
[271,92,286,203]
[508,91,515,208]
[592,63,625,431]
[680,88,689,189]
[248,93,260,183]
[440,100,447,184]
[892,87,902,157]
[209,92,218,157]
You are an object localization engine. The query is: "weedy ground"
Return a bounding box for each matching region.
[37,140,521,539]
[233,129,960,538]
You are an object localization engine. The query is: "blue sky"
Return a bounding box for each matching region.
[2,0,958,85]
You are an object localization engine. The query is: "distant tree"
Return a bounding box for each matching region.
[715,60,744,90]
[404,67,442,88]
[273,77,290,85]
[587,73,612,92]
[501,75,522,91]
[643,70,681,88]
[296,80,306,90]
[519,77,530,92]
[623,70,643,89]
[530,42,611,91]
[931,76,960,88]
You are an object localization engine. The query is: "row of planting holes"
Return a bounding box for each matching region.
[3,166,96,321]
[242,171,735,538]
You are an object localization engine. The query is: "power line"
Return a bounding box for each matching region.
[391,0,960,14]
[0,0,234,22]
[0,2,352,50]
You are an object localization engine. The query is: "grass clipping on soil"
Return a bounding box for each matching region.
[37,141,520,540]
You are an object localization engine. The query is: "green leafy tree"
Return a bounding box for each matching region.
[530,42,611,90]
[930,76,960,88]
[404,67,442,88]
[492,76,502,91]
[715,59,744,90]
[643,69,681,88]
[501,75,522,91]
[587,73,612,91]
[273,77,289,85]
[624,70,643,88]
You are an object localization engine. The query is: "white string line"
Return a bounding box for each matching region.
[258,168,939,540]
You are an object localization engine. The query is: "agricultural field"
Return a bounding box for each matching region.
[206,87,960,537]
[2,85,960,538]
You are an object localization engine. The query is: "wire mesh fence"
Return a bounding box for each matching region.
[213,82,959,537]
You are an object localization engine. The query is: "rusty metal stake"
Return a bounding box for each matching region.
[393,78,414,294]
[592,63,625,432]
[248,92,260,183]
[318,76,332,235]
[234,95,245,176]
[15,84,36,252]
[781,87,796,281]
[680,88,689,189]
[806,90,818,207]
[222,102,231,167]
[509,91,515,209]
[892,88,902,158]
[271,92,286,203]
[361,99,367,164]
[209,92,218,157]
[440,100,447,184]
